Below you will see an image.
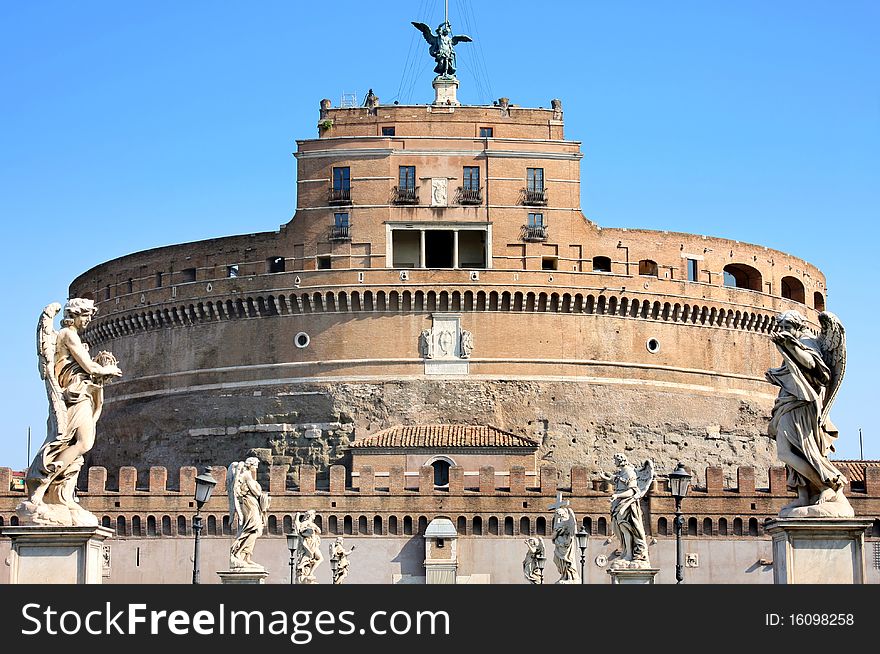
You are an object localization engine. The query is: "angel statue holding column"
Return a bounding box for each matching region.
[228,457,270,570]
[600,454,654,569]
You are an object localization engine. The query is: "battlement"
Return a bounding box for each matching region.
[2,465,877,541]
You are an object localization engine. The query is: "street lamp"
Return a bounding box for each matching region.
[535,552,546,585]
[286,531,301,585]
[192,467,217,585]
[668,463,692,585]
[575,528,589,584]
[329,548,339,584]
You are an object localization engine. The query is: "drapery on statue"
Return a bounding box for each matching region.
[294,510,324,584]
[522,536,545,584]
[600,454,654,569]
[549,492,579,584]
[18,299,122,526]
[412,20,472,78]
[765,310,853,518]
[329,537,355,585]
[227,457,270,570]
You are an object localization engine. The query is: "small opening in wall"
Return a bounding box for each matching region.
[317,256,331,270]
[542,256,558,271]
[522,501,528,508]
[331,502,336,508]
[646,338,660,354]
[436,538,445,548]
[295,332,310,348]
[227,264,239,278]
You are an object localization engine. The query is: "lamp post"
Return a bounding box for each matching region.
[329,548,339,584]
[192,467,217,585]
[286,531,301,585]
[535,552,546,585]
[668,463,692,585]
[575,528,589,584]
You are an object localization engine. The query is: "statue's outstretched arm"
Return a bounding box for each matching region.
[63,329,121,378]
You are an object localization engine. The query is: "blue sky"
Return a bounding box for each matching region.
[0,1,877,469]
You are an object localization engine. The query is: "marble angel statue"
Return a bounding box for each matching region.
[227,457,270,570]
[19,299,121,526]
[600,454,654,569]
[766,310,853,517]
[330,536,355,585]
[522,536,545,584]
[294,509,324,584]
[549,494,579,584]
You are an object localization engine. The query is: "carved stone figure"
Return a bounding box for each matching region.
[18,300,122,527]
[437,329,454,357]
[459,330,474,359]
[363,88,379,111]
[765,310,853,517]
[549,493,579,584]
[330,537,355,585]
[600,454,653,569]
[420,329,434,359]
[431,178,448,206]
[227,457,270,570]
[412,20,472,78]
[294,510,324,584]
[522,536,545,584]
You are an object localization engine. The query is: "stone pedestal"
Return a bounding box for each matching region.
[217,569,270,585]
[607,567,659,584]
[424,518,458,584]
[0,526,113,584]
[766,518,873,584]
[432,76,460,106]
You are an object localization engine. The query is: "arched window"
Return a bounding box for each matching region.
[597,517,607,536]
[374,516,383,535]
[177,516,187,536]
[162,515,172,535]
[638,259,658,276]
[718,518,728,536]
[222,515,231,536]
[403,516,413,535]
[723,263,763,292]
[101,516,111,529]
[9,515,18,526]
[582,516,592,535]
[520,517,530,535]
[132,515,143,537]
[472,516,483,535]
[536,516,547,536]
[430,458,452,487]
[457,516,467,535]
[358,515,368,534]
[703,518,713,536]
[267,515,277,534]
[418,516,428,534]
[657,517,668,536]
[328,515,338,534]
[344,515,353,535]
[781,276,805,303]
[488,516,499,535]
[733,518,743,536]
[748,518,759,536]
[388,515,398,535]
[592,256,612,273]
[284,515,293,533]
[814,291,826,312]
[504,517,514,536]
[687,517,697,536]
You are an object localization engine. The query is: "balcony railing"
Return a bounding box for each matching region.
[458,186,483,205]
[522,187,548,205]
[328,188,351,205]
[329,225,351,241]
[392,186,419,204]
[521,225,548,242]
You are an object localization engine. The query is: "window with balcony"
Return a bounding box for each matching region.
[330,167,351,204]
[524,168,547,205]
[330,212,350,240]
[460,166,482,204]
[522,213,547,241]
[394,166,418,204]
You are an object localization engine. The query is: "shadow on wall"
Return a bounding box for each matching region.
[392,535,425,577]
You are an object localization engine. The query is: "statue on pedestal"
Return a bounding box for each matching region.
[548,492,579,584]
[330,537,355,584]
[522,536,545,584]
[766,310,853,517]
[600,454,653,569]
[18,300,122,527]
[294,510,324,584]
[227,457,270,570]
[412,20,472,79]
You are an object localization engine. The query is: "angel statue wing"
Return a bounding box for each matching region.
[635,460,655,500]
[451,34,473,45]
[37,302,67,440]
[227,462,243,527]
[411,22,437,47]
[817,311,846,426]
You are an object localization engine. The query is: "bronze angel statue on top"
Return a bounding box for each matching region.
[412,20,472,78]
[765,310,852,517]
[18,299,122,526]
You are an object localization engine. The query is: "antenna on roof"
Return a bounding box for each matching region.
[340,92,358,108]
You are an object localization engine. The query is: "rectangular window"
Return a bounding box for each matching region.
[687,259,699,282]
[181,268,196,283]
[267,257,285,273]
[542,257,558,271]
[332,167,350,191]
[227,264,239,278]
[382,126,395,136]
[528,213,544,227]
[317,256,332,270]
[527,168,544,192]
[463,166,480,191]
[479,127,493,138]
[334,212,349,227]
[399,166,416,190]
[156,272,163,288]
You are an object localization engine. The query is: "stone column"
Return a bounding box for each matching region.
[420,230,426,268]
[453,230,459,269]
[1,526,114,584]
[766,518,873,584]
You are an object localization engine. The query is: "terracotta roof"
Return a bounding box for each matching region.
[350,425,539,449]
[832,460,880,484]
